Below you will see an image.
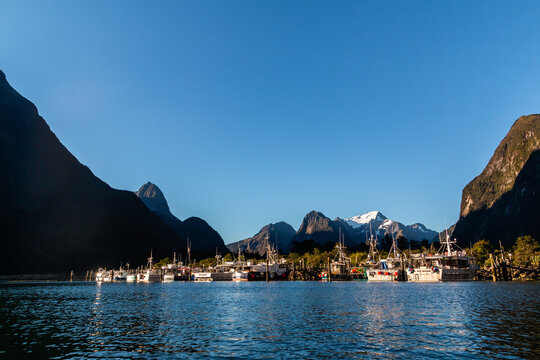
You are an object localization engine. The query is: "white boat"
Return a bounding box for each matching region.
[366,232,407,282]
[232,269,249,281]
[138,250,161,283]
[95,268,106,282]
[193,272,214,282]
[139,269,160,283]
[95,268,114,282]
[126,273,136,283]
[161,253,189,281]
[96,265,130,282]
[324,230,352,280]
[232,260,252,281]
[246,242,290,281]
[113,267,128,282]
[194,263,234,281]
[162,273,175,282]
[406,231,478,282]
[366,259,406,281]
[248,260,289,281]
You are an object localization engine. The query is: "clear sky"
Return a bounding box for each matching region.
[1,1,539,244]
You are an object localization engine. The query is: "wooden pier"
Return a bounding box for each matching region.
[489,252,540,281]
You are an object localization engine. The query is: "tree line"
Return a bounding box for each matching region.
[152,236,539,270]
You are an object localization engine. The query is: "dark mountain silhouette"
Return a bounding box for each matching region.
[135,182,228,259]
[0,70,185,274]
[453,115,540,248]
[227,222,296,256]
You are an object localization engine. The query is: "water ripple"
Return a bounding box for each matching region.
[0,282,539,359]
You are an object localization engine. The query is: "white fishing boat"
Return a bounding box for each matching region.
[139,269,160,283]
[194,263,234,282]
[138,250,161,283]
[113,266,128,282]
[162,253,190,281]
[193,272,214,282]
[126,273,137,283]
[162,272,175,282]
[194,251,235,282]
[406,231,478,282]
[366,259,405,281]
[366,232,407,282]
[247,259,289,281]
[329,229,352,280]
[95,268,106,282]
[231,250,251,281]
[232,269,250,281]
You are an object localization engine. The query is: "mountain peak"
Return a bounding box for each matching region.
[454,114,540,247]
[304,210,327,220]
[460,114,540,217]
[226,221,296,256]
[135,182,174,218]
[407,223,427,231]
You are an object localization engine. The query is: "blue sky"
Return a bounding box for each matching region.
[1,1,539,244]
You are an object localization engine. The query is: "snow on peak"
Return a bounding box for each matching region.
[344,211,387,228]
[408,223,427,232]
[378,218,394,230]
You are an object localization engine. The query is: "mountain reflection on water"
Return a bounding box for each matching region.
[1,282,539,359]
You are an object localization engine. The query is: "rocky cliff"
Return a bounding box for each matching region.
[453,115,540,247]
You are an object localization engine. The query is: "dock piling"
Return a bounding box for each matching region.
[490,253,497,282]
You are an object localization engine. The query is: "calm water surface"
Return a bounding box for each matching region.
[1,282,539,359]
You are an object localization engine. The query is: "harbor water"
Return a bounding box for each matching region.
[1,281,539,359]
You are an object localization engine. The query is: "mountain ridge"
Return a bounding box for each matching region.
[0,69,185,274]
[135,182,229,258]
[227,222,296,256]
[338,211,439,243]
[453,114,540,247]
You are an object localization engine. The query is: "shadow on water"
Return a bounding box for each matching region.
[0,281,539,359]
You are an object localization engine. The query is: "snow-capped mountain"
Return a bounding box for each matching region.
[343,210,387,228]
[338,211,438,242]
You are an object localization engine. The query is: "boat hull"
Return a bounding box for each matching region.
[232,271,249,281]
[367,269,406,282]
[194,273,213,282]
[137,271,161,283]
[406,267,475,282]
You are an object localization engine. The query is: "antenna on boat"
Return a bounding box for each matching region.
[187,236,191,266]
[148,248,154,269]
[367,223,379,261]
[387,232,400,260]
[215,247,222,265]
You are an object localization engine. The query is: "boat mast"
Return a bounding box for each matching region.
[215,247,222,265]
[387,232,400,260]
[367,223,378,261]
[187,237,191,266]
[148,249,154,269]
